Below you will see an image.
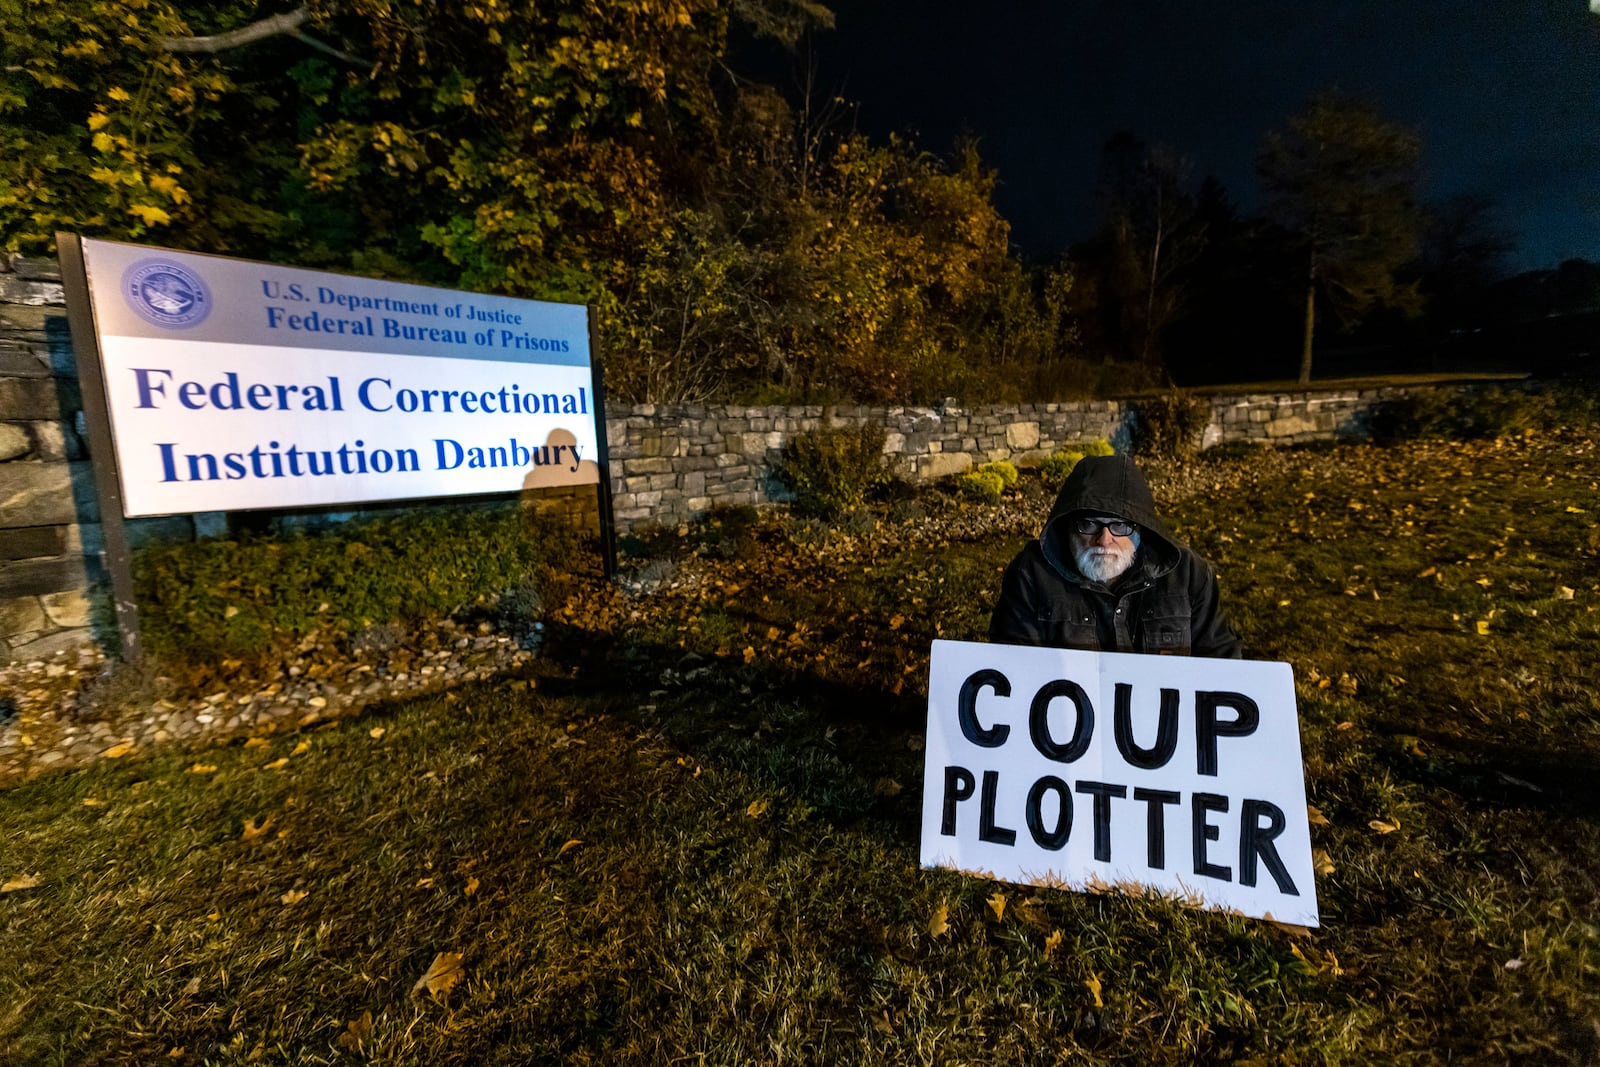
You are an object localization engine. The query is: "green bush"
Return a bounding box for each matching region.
[1371,384,1600,442]
[1040,450,1084,484]
[958,469,1005,503]
[1132,392,1211,457]
[134,504,576,660]
[1038,439,1113,484]
[1083,438,1115,458]
[976,460,1018,488]
[777,424,894,519]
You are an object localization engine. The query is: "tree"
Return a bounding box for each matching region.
[1257,92,1424,383]
[1093,133,1206,374]
[2,1,1075,405]
[1418,194,1514,331]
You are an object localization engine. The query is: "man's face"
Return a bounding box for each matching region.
[1071,515,1139,583]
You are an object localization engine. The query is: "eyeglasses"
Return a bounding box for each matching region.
[1073,517,1137,538]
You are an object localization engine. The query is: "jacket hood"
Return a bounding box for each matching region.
[1040,454,1181,582]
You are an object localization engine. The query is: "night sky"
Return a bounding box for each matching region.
[773,1,1600,274]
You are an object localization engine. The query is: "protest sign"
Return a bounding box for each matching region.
[920,639,1319,926]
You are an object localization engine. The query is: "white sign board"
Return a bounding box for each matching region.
[921,640,1319,926]
[75,238,600,517]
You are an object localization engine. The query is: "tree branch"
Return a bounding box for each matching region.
[159,6,372,69]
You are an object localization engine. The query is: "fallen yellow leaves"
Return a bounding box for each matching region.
[1369,818,1401,835]
[1084,972,1104,1008]
[745,799,769,818]
[2,874,42,893]
[556,839,583,858]
[1313,850,1336,876]
[412,951,465,1000]
[369,726,387,739]
[1307,805,1330,827]
[464,876,480,897]
[928,902,950,937]
[1291,941,1343,976]
[336,1011,374,1053]
[986,890,1007,922]
[187,763,217,775]
[291,741,310,756]
[262,757,291,771]
[279,889,306,906]
[241,816,274,843]
[1043,930,1063,959]
[103,742,134,759]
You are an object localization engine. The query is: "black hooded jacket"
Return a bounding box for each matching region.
[988,454,1241,657]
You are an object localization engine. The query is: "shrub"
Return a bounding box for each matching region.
[1371,384,1600,442]
[1038,439,1113,484]
[958,469,1005,503]
[1040,450,1084,484]
[977,460,1018,488]
[1083,438,1115,458]
[134,504,574,660]
[777,424,894,519]
[1132,392,1211,457]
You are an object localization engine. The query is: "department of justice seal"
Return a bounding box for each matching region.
[122,258,212,329]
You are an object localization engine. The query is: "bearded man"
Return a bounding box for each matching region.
[989,453,1241,658]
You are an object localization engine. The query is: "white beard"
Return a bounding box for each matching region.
[1075,543,1137,584]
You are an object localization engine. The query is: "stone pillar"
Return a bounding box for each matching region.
[0,255,103,663]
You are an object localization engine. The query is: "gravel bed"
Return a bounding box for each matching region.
[0,619,543,786]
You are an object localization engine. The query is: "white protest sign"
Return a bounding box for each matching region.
[74,238,599,517]
[921,639,1319,926]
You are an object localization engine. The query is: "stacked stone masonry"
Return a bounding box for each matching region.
[2,252,1433,659]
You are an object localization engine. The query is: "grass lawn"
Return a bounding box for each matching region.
[3,433,1598,1065]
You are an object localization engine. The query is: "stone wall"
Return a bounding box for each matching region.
[602,388,1400,528]
[2,255,100,663]
[1,257,211,663]
[0,253,1422,661]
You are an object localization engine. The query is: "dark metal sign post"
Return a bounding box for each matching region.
[587,307,619,581]
[56,233,144,661]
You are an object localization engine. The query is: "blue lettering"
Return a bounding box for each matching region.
[358,377,393,412]
[156,442,178,481]
[435,438,464,470]
[132,368,172,409]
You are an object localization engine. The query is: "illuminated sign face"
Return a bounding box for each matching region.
[77,239,599,517]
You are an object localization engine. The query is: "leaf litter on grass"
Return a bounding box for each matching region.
[3,431,1600,1064]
